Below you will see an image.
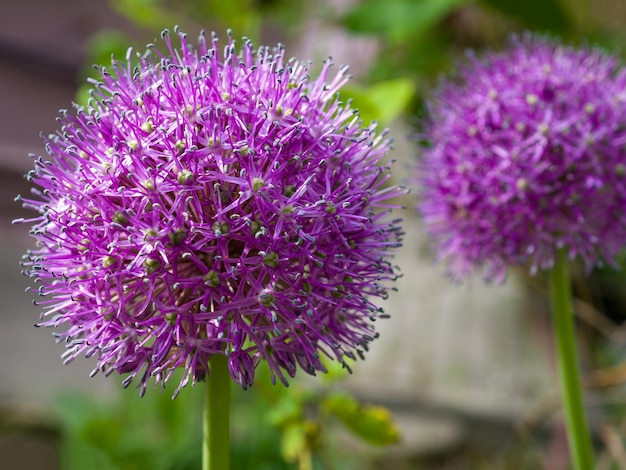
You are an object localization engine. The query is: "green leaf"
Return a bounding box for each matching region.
[266,394,304,427]
[323,393,400,446]
[341,78,415,125]
[343,0,468,42]
[319,355,351,383]
[265,387,316,427]
[279,423,308,463]
[367,78,416,125]
[480,0,570,30]
[109,0,179,30]
[338,86,380,126]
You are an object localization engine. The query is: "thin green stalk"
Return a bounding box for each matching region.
[202,354,231,470]
[549,249,594,470]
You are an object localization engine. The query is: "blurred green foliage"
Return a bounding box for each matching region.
[322,393,399,446]
[57,385,202,470]
[342,0,466,44]
[77,0,602,125]
[480,0,570,30]
[341,78,414,127]
[110,0,305,40]
[81,0,626,123]
[339,0,602,97]
[57,362,399,470]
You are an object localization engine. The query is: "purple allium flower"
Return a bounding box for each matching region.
[418,34,626,282]
[18,30,404,395]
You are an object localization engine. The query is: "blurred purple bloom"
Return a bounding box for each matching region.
[18,30,404,395]
[418,34,626,281]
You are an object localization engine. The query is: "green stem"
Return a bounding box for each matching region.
[549,249,594,470]
[202,354,231,470]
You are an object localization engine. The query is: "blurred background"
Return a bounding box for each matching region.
[2,0,626,468]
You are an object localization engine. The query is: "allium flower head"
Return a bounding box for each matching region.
[18,29,404,395]
[418,34,626,281]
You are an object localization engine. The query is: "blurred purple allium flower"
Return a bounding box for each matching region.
[18,30,404,395]
[418,34,626,282]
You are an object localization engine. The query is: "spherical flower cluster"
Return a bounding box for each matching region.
[19,30,404,395]
[418,34,626,281]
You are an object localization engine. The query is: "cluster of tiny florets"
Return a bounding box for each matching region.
[418,34,626,281]
[18,30,404,395]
